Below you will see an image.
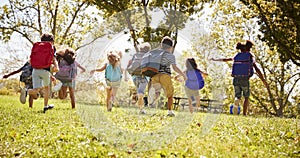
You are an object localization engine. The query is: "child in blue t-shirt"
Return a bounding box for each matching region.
[176,58,207,113]
[90,51,123,112]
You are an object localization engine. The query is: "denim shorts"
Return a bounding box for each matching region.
[32,69,51,89]
[60,80,76,88]
[233,77,250,98]
[133,76,148,94]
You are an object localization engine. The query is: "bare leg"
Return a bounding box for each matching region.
[43,86,49,107]
[106,88,112,111]
[29,95,34,108]
[59,86,68,99]
[188,98,193,113]
[69,87,75,109]
[243,97,249,115]
[28,88,40,96]
[137,94,144,110]
[196,96,201,111]
[167,96,173,110]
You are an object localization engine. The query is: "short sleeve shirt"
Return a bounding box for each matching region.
[159,51,176,75]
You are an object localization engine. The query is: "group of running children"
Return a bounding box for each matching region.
[2,34,267,116]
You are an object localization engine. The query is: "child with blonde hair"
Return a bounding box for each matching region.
[90,51,123,111]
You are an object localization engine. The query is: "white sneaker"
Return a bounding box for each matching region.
[20,88,27,104]
[139,109,146,115]
[167,111,175,117]
[52,80,62,92]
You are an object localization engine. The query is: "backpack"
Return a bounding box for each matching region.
[185,70,205,90]
[127,53,144,76]
[140,49,165,77]
[105,63,122,82]
[20,62,33,83]
[232,52,254,77]
[30,42,54,69]
[55,60,77,81]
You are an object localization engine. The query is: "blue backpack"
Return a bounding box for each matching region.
[105,63,122,82]
[232,52,254,77]
[185,70,205,90]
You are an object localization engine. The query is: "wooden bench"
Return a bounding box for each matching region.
[173,97,225,113]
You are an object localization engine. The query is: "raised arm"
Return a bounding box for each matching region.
[90,63,107,75]
[77,62,86,73]
[210,58,233,62]
[172,64,187,81]
[3,68,22,78]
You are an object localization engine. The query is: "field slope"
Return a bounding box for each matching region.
[0,95,299,157]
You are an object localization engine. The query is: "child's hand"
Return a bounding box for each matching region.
[50,75,56,82]
[174,75,181,82]
[90,70,95,75]
[183,74,187,81]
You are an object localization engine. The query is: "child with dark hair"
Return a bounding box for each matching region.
[55,48,86,109]
[26,33,59,113]
[176,58,207,113]
[2,61,38,107]
[148,36,187,117]
[211,40,267,115]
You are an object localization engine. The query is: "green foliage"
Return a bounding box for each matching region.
[0,79,19,95]
[0,95,299,157]
[204,0,300,117]
[240,0,300,66]
[0,0,102,49]
[88,0,211,51]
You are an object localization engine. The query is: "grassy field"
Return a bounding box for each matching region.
[0,95,299,157]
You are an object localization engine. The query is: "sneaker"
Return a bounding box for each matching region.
[139,110,146,115]
[48,104,54,109]
[20,88,27,104]
[43,104,54,113]
[167,111,175,117]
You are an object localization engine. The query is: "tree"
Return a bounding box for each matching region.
[240,0,300,66]
[87,0,212,51]
[204,0,300,117]
[0,0,102,50]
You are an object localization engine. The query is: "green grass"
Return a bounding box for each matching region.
[0,95,299,157]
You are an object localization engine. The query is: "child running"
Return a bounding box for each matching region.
[125,42,151,114]
[90,51,123,112]
[2,61,38,107]
[211,40,268,115]
[176,58,208,113]
[55,48,86,109]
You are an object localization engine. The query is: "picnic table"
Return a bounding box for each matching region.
[173,97,225,113]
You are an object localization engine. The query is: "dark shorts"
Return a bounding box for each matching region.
[233,77,250,98]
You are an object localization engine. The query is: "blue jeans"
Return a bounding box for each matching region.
[133,76,148,94]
